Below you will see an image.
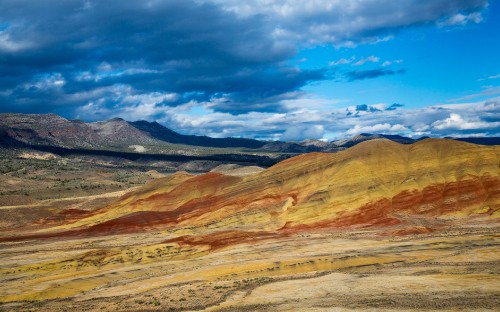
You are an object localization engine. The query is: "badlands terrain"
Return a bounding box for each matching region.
[0,138,499,311]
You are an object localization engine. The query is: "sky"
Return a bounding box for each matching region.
[0,0,499,141]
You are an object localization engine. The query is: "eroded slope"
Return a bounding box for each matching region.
[21,138,499,240]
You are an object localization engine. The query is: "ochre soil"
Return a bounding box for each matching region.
[0,225,499,311]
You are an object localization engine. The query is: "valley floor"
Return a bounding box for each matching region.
[1,226,499,311]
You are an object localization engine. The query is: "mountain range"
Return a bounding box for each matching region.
[0,113,498,154]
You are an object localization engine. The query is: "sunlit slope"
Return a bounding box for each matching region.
[53,139,500,234]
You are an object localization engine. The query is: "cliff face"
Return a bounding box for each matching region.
[39,139,498,239]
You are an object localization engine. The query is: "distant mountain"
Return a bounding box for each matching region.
[332,133,415,147]
[300,139,330,148]
[0,113,102,148]
[259,141,323,153]
[332,133,500,148]
[130,120,266,149]
[451,137,500,146]
[0,114,498,153]
[0,113,266,150]
[89,118,158,146]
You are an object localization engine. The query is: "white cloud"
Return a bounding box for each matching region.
[346,123,407,136]
[75,63,162,82]
[122,92,178,105]
[281,95,344,110]
[329,56,354,66]
[353,56,379,66]
[412,123,430,132]
[74,86,179,121]
[432,113,500,130]
[73,86,500,141]
[0,31,32,52]
[439,12,482,26]
[382,59,403,67]
[478,74,500,81]
[76,101,112,119]
[158,95,500,140]
[23,73,66,90]
[97,62,113,72]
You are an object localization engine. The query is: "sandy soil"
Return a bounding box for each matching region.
[0,227,498,311]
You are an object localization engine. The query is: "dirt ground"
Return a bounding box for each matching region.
[0,226,498,311]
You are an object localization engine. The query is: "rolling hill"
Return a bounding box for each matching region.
[8,138,498,243]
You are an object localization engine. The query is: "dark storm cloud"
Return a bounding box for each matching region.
[345,69,407,81]
[0,0,307,114]
[0,0,490,120]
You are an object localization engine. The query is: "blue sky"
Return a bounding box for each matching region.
[296,4,500,109]
[0,0,499,140]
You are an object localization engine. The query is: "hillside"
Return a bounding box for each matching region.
[11,138,498,241]
[1,138,499,310]
[0,113,102,148]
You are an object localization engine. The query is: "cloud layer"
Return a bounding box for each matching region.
[158,97,500,141]
[0,0,494,140]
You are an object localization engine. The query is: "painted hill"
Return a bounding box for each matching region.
[14,138,497,243]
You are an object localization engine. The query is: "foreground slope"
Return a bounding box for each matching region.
[26,138,499,239]
[1,138,499,311]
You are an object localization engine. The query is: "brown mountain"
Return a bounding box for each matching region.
[89,117,160,146]
[0,113,102,148]
[0,113,267,150]
[130,120,267,148]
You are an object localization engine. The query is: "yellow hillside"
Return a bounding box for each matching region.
[47,139,499,235]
